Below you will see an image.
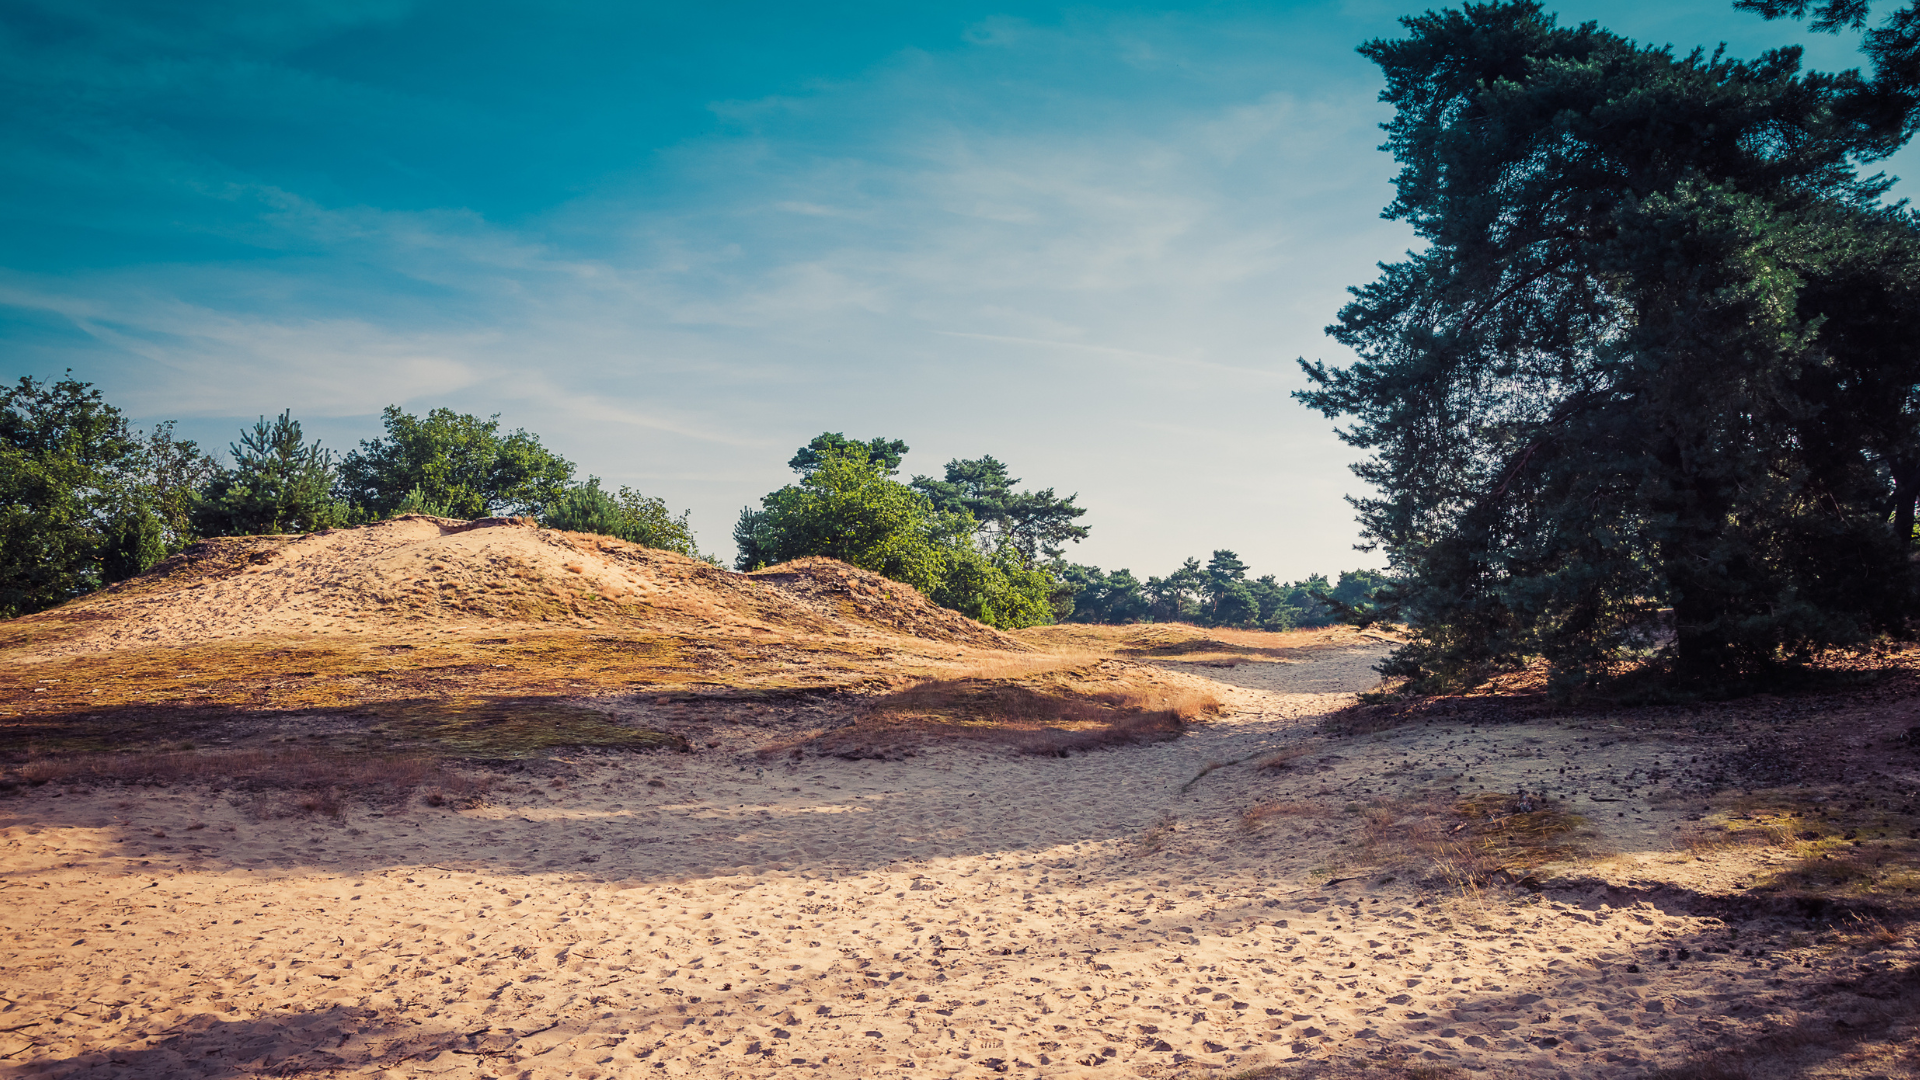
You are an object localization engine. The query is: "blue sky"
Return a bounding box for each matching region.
[4,0,1912,577]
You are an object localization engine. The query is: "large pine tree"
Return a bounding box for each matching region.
[1299,2,1920,690]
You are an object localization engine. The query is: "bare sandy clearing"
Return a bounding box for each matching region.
[7,643,1918,1079]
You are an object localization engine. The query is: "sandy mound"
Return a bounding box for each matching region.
[1,516,1019,661]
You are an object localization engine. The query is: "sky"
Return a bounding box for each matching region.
[4,0,1914,578]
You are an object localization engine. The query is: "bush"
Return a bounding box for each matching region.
[737,447,1057,628]
[932,541,1058,629]
[193,411,349,537]
[542,480,703,557]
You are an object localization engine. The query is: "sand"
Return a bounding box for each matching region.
[4,645,1918,1078]
[7,515,1017,664]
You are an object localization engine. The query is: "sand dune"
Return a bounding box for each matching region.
[7,644,1915,1078]
[3,515,1017,664]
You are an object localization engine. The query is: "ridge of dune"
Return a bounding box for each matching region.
[2,515,1019,662]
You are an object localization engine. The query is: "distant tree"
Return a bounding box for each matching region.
[735,448,960,593]
[136,421,218,552]
[193,411,349,537]
[1145,558,1207,623]
[336,406,575,519]
[1061,565,1151,623]
[1061,555,1389,630]
[788,432,910,476]
[911,455,1089,564]
[1201,550,1259,626]
[1247,575,1299,630]
[543,479,703,557]
[0,375,156,615]
[740,443,1056,627]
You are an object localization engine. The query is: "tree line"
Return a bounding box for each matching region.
[1060,558,1386,631]
[0,380,1388,633]
[0,376,699,618]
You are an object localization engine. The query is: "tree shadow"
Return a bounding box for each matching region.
[13,1005,397,1078]
[1154,646,1389,696]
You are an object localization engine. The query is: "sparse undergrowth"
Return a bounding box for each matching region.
[1242,790,1591,891]
[1678,788,1920,916]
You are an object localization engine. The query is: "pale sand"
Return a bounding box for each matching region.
[5,646,1917,1078]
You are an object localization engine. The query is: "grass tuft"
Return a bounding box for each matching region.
[1306,791,1592,891]
[1682,789,1920,914]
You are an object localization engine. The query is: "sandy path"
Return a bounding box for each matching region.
[4,646,1915,1078]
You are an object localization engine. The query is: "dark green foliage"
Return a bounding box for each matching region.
[99,507,165,584]
[1735,0,1920,151]
[391,484,454,517]
[335,406,575,519]
[1299,2,1920,691]
[1202,550,1255,626]
[0,375,152,615]
[932,541,1061,629]
[1059,565,1152,623]
[1250,569,1394,630]
[911,455,1089,563]
[193,412,349,537]
[542,482,622,536]
[788,432,910,476]
[136,422,218,553]
[1145,558,1208,623]
[541,479,703,557]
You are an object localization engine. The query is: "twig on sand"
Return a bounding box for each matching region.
[1179,761,1229,793]
[1177,746,1287,793]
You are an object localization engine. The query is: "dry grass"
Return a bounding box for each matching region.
[1258,744,1314,771]
[1137,815,1179,855]
[1322,791,1592,891]
[0,524,1033,762]
[759,662,1224,760]
[1679,789,1920,913]
[3,747,491,815]
[1838,914,1908,949]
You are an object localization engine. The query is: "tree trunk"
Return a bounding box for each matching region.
[1893,460,1919,548]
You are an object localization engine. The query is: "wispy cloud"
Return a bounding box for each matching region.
[1,3,1422,578]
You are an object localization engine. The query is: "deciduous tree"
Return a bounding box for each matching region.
[336,407,574,519]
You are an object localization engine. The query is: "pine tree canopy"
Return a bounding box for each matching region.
[910,455,1090,564]
[1297,1,1920,691]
